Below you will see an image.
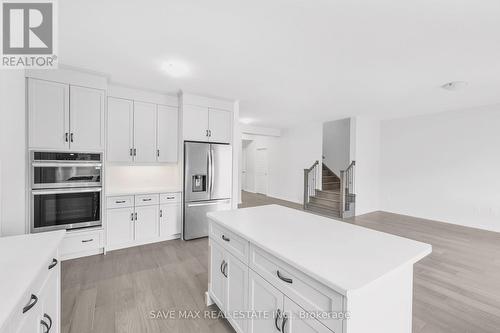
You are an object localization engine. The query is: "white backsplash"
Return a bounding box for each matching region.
[105,164,181,194]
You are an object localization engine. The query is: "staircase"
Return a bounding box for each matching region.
[303,161,355,218]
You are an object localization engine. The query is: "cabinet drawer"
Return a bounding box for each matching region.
[210,222,248,264]
[60,230,102,256]
[135,193,159,206]
[250,245,343,333]
[107,195,134,208]
[160,192,181,204]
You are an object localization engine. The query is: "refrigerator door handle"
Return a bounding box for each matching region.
[207,148,212,195]
[210,147,215,196]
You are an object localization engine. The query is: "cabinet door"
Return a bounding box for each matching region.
[41,269,59,333]
[16,304,42,333]
[209,240,226,310]
[283,297,331,333]
[107,97,134,162]
[208,108,232,143]
[248,270,284,333]
[135,205,159,241]
[28,79,69,149]
[107,207,135,248]
[134,102,157,162]
[69,86,105,151]
[183,104,209,142]
[159,204,181,238]
[157,105,178,162]
[226,252,249,333]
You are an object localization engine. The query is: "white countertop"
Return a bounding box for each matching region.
[207,205,432,296]
[106,188,182,196]
[0,230,66,327]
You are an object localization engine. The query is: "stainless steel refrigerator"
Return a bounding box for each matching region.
[183,142,232,240]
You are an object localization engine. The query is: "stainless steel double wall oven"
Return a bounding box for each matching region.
[30,152,102,232]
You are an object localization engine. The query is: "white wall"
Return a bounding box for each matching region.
[380,105,500,232]
[322,118,351,175]
[0,71,27,236]
[353,117,381,216]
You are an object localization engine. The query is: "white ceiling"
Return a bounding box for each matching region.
[59,0,500,128]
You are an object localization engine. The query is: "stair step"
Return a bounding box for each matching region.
[315,190,341,200]
[306,203,341,218]
[309,196,341,209]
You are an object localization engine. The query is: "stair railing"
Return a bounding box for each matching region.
[340,160,356,218]
[303,160,320,210]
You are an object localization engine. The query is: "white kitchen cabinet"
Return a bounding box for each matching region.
[107,97,134,162]
[210,240,226,309]
[157,105,178,162]
[183,104,232,143]
[107,207,135,248]
[69,86,105,151]
[284,297,332,333]
[159,203,181,238]
[226,252,249,333]
[183,104,209,141]
[28,79,69,150]
[135,205,159,241]
[16,303,43,333]
[248,270,283,333]
[134,101,157,163]
[40,268,59,333]
[209,108,232,143]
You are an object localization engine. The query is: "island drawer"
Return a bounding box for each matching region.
[160,192,181,204]
[60,229,103,257]
[135,194,160,206]
[107,195,134,208]
[250,245,344,333]
[209,222,249,264]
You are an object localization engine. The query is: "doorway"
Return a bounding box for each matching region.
[255,148,268,195]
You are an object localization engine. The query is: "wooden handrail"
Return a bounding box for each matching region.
[306,160,319,172]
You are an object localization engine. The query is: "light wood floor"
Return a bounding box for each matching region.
[62,191,500,332]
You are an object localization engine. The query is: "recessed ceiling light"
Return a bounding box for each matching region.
[240,118,254,125]
[161,60,190,78]
[441,81,468,91]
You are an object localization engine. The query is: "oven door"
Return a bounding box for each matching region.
[31,188,102,232]
[32,162,102,189]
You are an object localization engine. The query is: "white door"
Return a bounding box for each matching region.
[134,101,157,162]
[248,270,284,333]
[209,108,232,143]
[107,207,134,248]
[28,79,69,150]
[134,205,159,241]
[41,266,59,333]
[69,86,105,151]
[107,97,134,162]
[183,104,209,141]
[159,203,181,238]
[226,252,249,333]
[283,297,331,333]
[157,105,178,162]
[255,148,268,195]
[209,240,226,309]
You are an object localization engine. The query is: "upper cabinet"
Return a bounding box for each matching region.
[157,105,178,163]
[107,97,178,163]
[28,78,104,151]
[183,104,232,143]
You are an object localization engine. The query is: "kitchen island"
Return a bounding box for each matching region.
[206,205,431,333]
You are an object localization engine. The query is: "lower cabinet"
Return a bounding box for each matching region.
[135,205,159,242]
[210,240,249,333]
[106,192,182,251]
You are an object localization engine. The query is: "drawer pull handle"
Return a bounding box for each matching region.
[223,262,228,278]
[220,260,226,276]
[23,294,38,313]
[277,270,293,284]
[281,314,288,333]
[166,196,175,199]
[48,258,58,270]
[41,319,49,333]
[275,309,282,331]
[142,198,152,201]
[131,213,134,221]
[44,313,53,330]
[221,235,230,242]
[82,239,94,243]
[115,200,126,203]
[160,209,163,218]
